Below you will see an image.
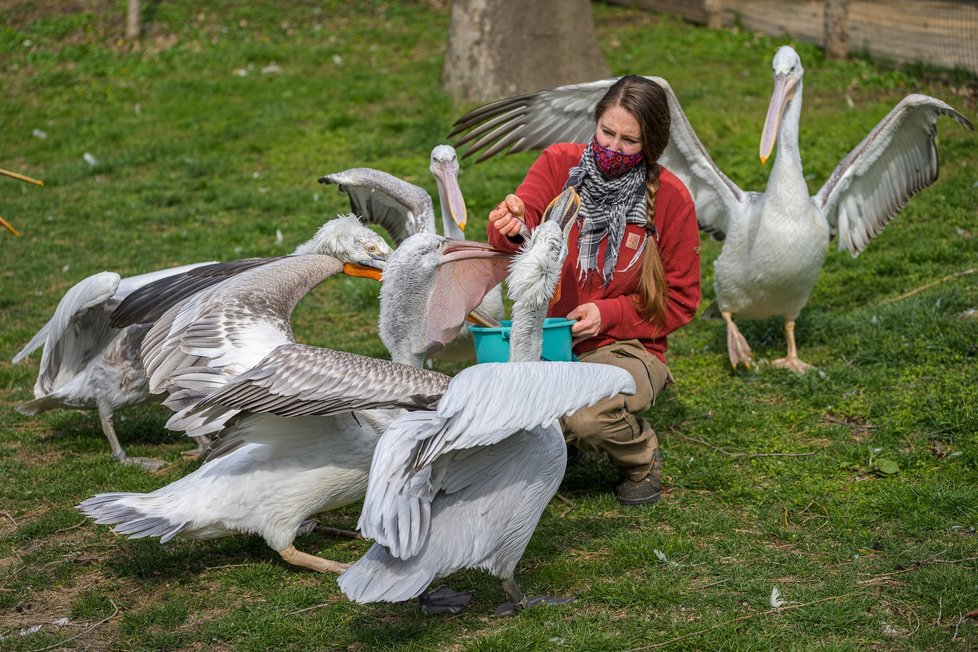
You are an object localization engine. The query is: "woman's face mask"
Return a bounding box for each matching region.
[591,139,644,178]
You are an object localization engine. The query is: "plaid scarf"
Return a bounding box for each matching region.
[563,139,649,286]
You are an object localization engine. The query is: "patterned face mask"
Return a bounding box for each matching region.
[590,138,644,178]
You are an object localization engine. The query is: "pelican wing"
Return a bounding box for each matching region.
[319,168,434,245]
[449,76,744,237]
[110,257,289,328]
[13,272,120,394]
[814,94,974,256]
[141,255,345,399]
[189,344,449,423]
[358,361,635,558]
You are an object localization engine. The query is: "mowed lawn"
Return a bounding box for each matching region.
[1,1,976,650]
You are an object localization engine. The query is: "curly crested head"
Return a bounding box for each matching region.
[507,221,566,309]
[292,214,393,269]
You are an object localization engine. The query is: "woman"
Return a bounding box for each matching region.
[487,75,701,507]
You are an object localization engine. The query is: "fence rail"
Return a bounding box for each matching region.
[604,0,978,76]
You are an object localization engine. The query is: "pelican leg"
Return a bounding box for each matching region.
[722,311,752,369]
[419,586,474,615]
[277,545,350,574]
[100,408,165,472]
[494,577,574,617]
[181,434,211,459]
[772,320,812,374]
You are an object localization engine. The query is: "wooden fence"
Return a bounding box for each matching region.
[603,0,978,77]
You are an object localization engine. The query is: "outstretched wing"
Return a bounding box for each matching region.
[13,272,120,394]
[358,361,635,558]
[178,344,450,441]
[814,94,974,256]
[140,255,347,419]
[318,167,434,244]
[449,75,745,238]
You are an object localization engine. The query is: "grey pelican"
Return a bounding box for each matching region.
[338,188,637,616]
[448,45,974,372]
[319,144,506,331]
[14,215,390,470]
[77,232,512,573]
[1,166,44,236]
[13,262,218,470]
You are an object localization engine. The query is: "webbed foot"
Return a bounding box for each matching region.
[419,585,474,615]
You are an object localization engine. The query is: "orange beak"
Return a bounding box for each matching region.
[343,263,383,281]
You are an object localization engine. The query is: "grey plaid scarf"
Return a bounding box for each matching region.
[563,140,649,286]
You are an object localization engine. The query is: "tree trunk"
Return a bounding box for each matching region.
[442,0,610,102]
[126,0,141,40]
[824,0,849,60]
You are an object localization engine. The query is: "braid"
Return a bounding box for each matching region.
[633,163,668,326]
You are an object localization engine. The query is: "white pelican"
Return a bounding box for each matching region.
[319,144,506,331]
[13,262,218,470]
[448,46,974,372]
[77,233,512,573]
[14,215,390,470]
[338,189,637,617]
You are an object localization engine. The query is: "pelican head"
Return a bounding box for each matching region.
[380,233,510,366]
[292,214,393,275]
[429,144,467,236]
[508,187,578,309]
[760,45,804,165]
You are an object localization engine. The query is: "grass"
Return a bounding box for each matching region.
[1,0,977,649]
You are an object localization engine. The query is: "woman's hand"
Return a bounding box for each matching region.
[488,194,526,237]
[567,303,601,344]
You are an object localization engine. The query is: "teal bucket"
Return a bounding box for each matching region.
[469,318,577,363]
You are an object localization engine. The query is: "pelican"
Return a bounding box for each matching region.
[13,262,218,470]
[14,215,389,470]
[448,45,974,372]
[77,232,512,573]
[319,144,506,330]
[1,166,44,236]
[338,188,636,617]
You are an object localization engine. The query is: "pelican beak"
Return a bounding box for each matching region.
[0,167,44,186]
[548,278,562,308]
[343,263,383,281]
[759,73,796,165]
[543,187,581,231]
[441,239,510,262]
[0,215,21,236]
[466,306,501,327]
[433,158,467,234]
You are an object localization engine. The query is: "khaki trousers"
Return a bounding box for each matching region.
[561,339,673,481]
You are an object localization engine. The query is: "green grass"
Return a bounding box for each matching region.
[1,1,977,649]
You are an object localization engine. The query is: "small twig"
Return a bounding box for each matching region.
[204,562,255,571]
[952,614,963,641]
[29,599,120,652]
[937,595,943,626]
[50,519,87,535]
[555,493,576,518]
[881,267,978,304]
[1,511,18,527]
[288,602,332,616]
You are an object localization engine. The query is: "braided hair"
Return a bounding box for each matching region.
[594,75,671,326]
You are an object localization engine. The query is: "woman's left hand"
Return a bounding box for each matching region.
[567,303,601,343]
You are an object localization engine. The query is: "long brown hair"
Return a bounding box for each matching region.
[594,75,671,326]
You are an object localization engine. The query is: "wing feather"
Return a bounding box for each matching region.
[358,361,634,558]
[814,94,974,256]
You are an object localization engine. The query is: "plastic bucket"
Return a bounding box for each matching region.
[469,318,576,363]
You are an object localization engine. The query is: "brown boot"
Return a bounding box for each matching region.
[615,448,662,507]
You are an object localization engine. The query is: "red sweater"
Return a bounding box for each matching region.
[487,143,701,363]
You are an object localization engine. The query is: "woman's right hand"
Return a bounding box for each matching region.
[488,194,526,237]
